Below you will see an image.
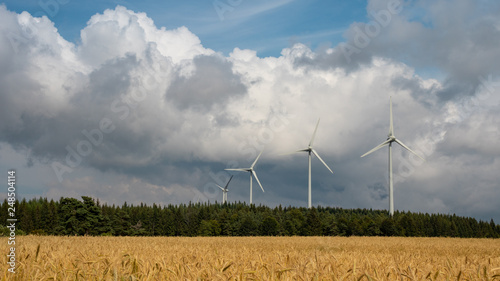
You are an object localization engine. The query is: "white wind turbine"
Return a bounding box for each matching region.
[361,97,425,216]
[216,175,233,204]
[289,119,333,209]
[225,149,265,204]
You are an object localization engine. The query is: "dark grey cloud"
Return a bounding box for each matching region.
[291,44,374,72]
[0,54,138,161]
[368,182,388,201]
[166,55,247,112]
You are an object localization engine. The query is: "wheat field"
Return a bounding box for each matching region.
[1,236,500,280]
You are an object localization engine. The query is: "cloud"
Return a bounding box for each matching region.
[0,2,499,222]
[166,55,247,112]
[79,5,212,67]
[293,0,500,100]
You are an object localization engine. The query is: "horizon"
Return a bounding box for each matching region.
[10,195,500,224]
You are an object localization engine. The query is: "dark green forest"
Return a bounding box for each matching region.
[1,196,499,238]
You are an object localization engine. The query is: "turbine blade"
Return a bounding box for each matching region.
[361,139,391,157]
[389,96,394,137]
[224,175,234,189]
[311,149,333,173]
[309,118,321,147]
[225,168,248,172]
[251,148,264,169]
[394,138,425,161]
[279,148,309,156]
[252,170,265,192]
[216,184,225,191]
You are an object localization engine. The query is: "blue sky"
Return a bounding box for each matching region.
[1,0,500,222]
[2,0,366,57]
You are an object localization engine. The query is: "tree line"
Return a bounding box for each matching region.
[1,196,499,238]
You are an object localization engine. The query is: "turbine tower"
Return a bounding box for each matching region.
[361,97,425,216]
[216,175,233,204]
[225,149,265,204]
[290,119,333,208]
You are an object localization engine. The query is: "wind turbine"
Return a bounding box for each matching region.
[216,175,233,204]
[225,149,265,204]
[290,119,333,209]
[361,97,425,216]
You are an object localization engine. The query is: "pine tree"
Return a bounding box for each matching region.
[380,218,397,236]
[198,220,222,236]
[260,216,279,236]
[59,197,85,235]
[239,215,258,236]
[302,208,322,236]
[18,199,33,234]
[112,208,132,236]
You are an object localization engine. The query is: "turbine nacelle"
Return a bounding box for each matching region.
[297,147,313,154]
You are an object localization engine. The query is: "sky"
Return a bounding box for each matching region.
[0,0,499,222]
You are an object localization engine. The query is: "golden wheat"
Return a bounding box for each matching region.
[1,236,500,280]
